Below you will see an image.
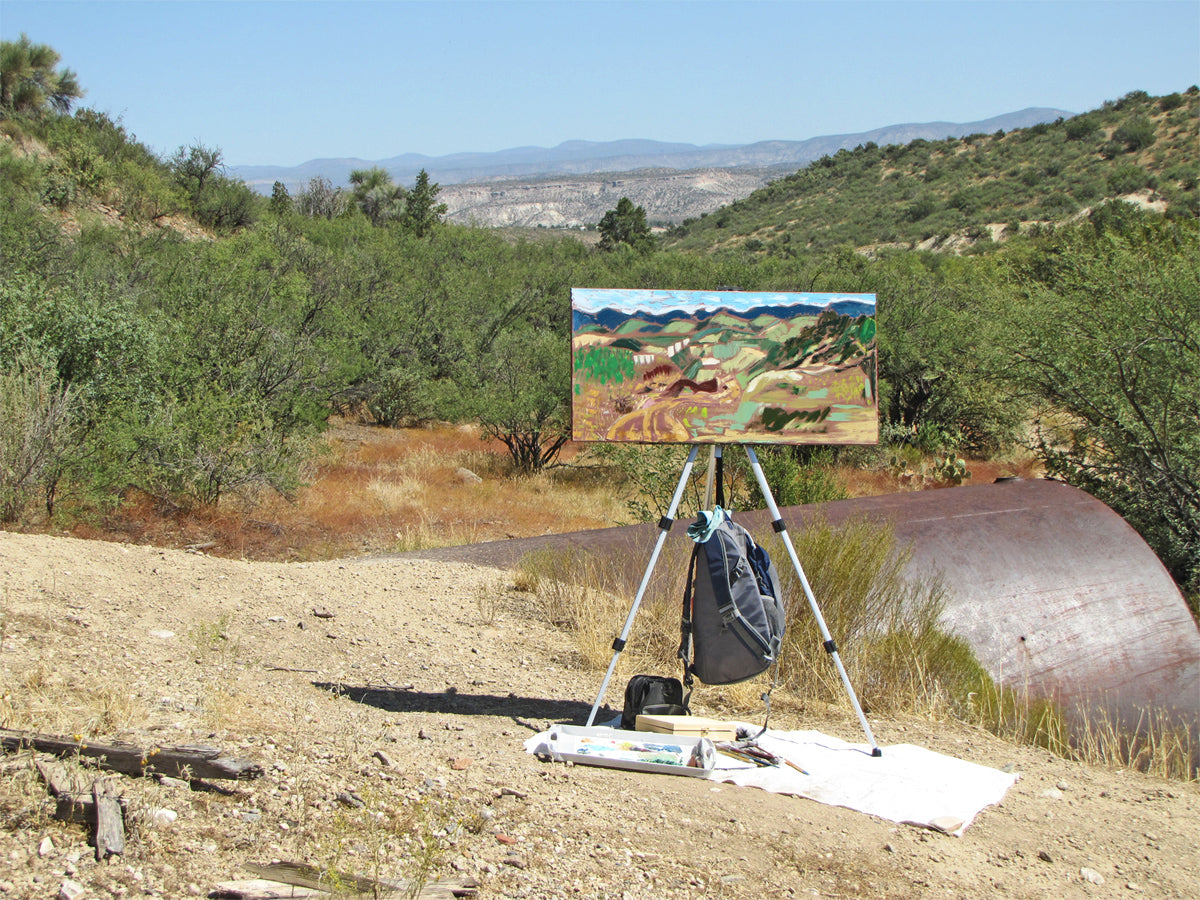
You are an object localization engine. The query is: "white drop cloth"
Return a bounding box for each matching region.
[526,726,1017,835]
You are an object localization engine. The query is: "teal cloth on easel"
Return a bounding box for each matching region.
[687,506,728,544]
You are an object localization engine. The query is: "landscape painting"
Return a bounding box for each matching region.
[572,289,878,445]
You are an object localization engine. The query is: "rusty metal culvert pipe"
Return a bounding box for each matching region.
[396,479,1200,751]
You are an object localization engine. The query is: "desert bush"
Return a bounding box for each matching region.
[587,443,756,524]
[114,157,178,220]
[733,446,848,509]
[1114,116,1157,152]
[132,392,304,508]
[1064,115,1099,141]
[368,364,442,427]
[0,361,78,521]
[296,175,349,219]
[1107,163,1152,195]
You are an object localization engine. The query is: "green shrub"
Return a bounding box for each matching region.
[1114,116,1157,152]
[735,446,848,509]
[367,365,441,427]
[1159,92,1186,112]
[1107,164,1151,195]
[40,170,77,208]
[114,158,178,220]
[1065,115,1099,141]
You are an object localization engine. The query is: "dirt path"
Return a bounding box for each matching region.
[1,532,1197,899]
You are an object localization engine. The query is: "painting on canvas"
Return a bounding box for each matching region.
[571,288,877,445]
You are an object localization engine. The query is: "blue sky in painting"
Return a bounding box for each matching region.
[571,289,876,315]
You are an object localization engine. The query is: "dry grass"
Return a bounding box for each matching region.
[77,423,628,561]
[1073,706,1196,781]
[0,660,146,737]
[0,605,267,744]
[967,677,1197,782]
[514,517,960,715]
[69,421,1041,564]
[514,517,1197,782]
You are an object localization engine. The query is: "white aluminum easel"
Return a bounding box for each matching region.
[584,443,881,756]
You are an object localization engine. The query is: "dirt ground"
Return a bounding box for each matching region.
[1,531,1197,899]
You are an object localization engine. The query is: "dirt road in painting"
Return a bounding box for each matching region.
[605,399,693,442]
[606,381,743,442]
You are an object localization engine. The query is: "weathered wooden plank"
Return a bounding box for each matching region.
[1,728,263,780]
[36,758,91,798]
[209,880,323,899]
[54,793,96,826]
[245,862,478,898]
[35,756,128,825]
[92,780,125,860]
[50,788,132,826]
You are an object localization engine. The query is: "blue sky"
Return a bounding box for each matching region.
[3,1,1197,167]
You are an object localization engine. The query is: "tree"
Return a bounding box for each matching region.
[169,144,258,231]
[469,326,570,474]
[598,197,653,252]
[401,169,447,237]
[296,175,347,219]
[349,167,405,226]
[269,181,291,216]
[170,144,223,201]
[0,34,83,117]
[991,211,1199,593]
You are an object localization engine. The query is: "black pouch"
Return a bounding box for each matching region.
[621,674,688,730]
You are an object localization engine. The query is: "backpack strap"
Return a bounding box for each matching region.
[750,674,778,740]
[677,541,700,710]
[715,449,725,509]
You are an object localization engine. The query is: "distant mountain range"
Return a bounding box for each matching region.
[573,299,876,333]
[231,107,1071,195]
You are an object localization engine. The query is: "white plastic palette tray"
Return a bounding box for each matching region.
[530,724,716,777]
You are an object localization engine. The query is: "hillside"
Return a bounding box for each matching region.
[662,89,1199,254]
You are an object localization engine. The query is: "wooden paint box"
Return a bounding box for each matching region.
[634,715,738,741]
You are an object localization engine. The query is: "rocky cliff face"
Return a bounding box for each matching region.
[439,167,776,227]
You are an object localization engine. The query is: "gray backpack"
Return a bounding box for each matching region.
[678,509,786,686]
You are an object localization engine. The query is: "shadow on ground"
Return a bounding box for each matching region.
[314,682,601,731]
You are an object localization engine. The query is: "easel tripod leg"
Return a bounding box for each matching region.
[744,446,882,755]
[585,445,701,727]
